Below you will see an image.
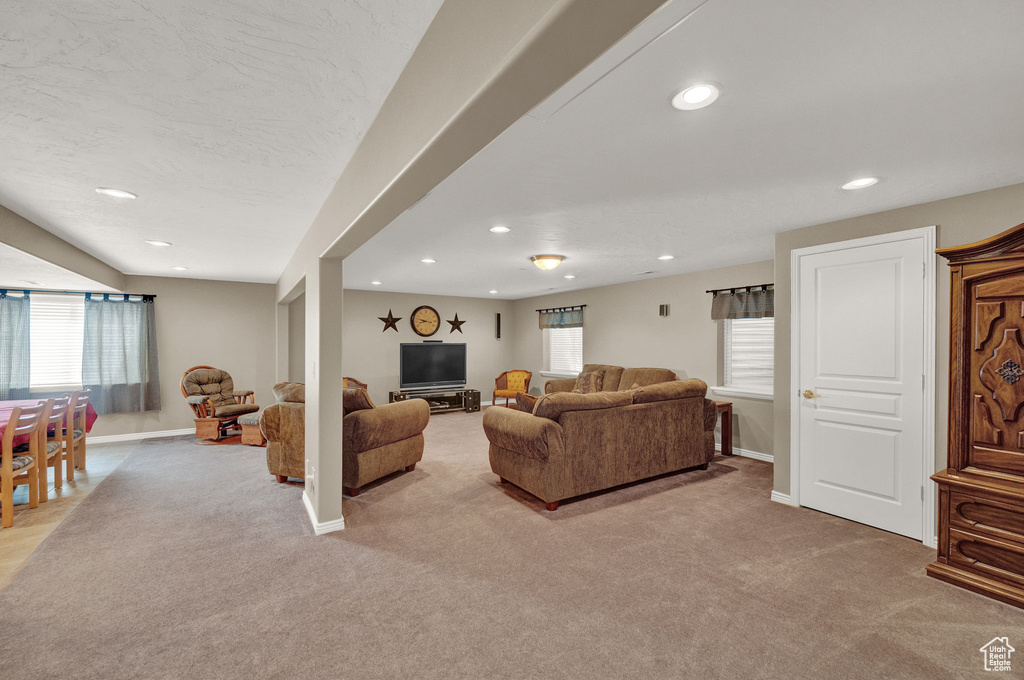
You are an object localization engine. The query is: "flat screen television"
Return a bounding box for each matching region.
[400,343,467,389]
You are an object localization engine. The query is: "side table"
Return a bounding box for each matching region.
[713,401,733,456]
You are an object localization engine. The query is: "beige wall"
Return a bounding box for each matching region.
[343,289,514,406]
[288,293,305,382]
[512,260,775,457]
[773,181,1024,495]
[90,275,277,437]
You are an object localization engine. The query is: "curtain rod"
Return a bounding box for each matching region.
[705,283,773,296]
[0,288,156,298]
[535,304,586,313]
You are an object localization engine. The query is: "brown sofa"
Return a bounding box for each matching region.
[544,364,679,394]
[483,375,716,510]
[259,382,430,496]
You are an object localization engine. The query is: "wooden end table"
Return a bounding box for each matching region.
[713,401,733,455]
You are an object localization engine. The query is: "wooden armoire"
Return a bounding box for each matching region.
[929,223,1024,608]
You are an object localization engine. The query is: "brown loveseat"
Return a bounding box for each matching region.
[259,382,430,496]
[483,373,716,510]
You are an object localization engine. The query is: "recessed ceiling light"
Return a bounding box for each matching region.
[489,226,510,233]
[671,83,720,111]
[489,290,498,294]
[530,254,566,270]
[658,255,674,261]
[563,275,576,279]
[421,258,436,264]
[371,281,383,286]
[145,240,172,247]
[172,266,189,271]
[95,187,138,199]
[841,177,879,190]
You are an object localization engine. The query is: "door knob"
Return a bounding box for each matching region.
[803,390,818,399]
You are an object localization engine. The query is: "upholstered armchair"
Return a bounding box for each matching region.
[260,382,306,483]
[181,366,259,441]
[493,370,532,408]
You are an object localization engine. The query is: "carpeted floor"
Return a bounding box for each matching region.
[1,409,1021,679]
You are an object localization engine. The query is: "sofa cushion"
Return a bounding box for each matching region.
[631,379,708,404]
[211,403,260,418]
[183,368,236,406]
[533,390,633,421]
[516,392,539,413]
[273,382,305,404]
[619,367,678,390]
[572,371,604,394]
[343,388,375,415]
[238,412,262,426]
[580,364,624,391]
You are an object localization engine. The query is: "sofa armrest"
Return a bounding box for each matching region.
[185,395,212,405]
[482,407,564,462]
[544,377,577,394]
[344,399,429,453]
[260,404,281,441]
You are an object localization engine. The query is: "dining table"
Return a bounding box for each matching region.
[0,399,99,449]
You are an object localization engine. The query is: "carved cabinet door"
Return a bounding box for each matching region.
[970,268,1024,478]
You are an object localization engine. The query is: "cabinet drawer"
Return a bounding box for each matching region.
[949,491,1024,544]
[949,528,1024,587]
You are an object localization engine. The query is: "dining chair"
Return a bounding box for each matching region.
[1,404,44,528]
[62,388,92,479]
[37,397,70,498]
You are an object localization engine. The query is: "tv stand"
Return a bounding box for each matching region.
[389,387,480,414]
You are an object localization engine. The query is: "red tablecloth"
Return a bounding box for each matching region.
[0,399,99,448]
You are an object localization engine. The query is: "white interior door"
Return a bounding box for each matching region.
[793,229,932,540]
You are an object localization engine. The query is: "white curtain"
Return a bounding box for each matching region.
[82,294,160,413]
[0,291,31,400]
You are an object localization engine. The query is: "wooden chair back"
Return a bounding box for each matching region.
[343,377,368,391]
[2,404,44,451]
[1,403,44,526]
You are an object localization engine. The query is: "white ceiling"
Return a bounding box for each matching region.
[0,243,120,293]
[344,0,1024,299]
[0,0,443,284]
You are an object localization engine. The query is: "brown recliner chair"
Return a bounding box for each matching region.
[181,366,259,441]
[260,383,430,496]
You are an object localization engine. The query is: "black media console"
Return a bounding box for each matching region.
[388,388,481,414]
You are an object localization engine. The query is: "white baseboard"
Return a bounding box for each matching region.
[302,490,345,535]
[770,490,796,506]
[717,446,774,463]
[89,428,194,444]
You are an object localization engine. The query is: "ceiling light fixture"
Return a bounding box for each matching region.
[172,266,189,271]
[371,281,383,286]
[563,275,576,279]
[145,240,172,247]
[489,226,510,233]
[489,290,498,294]
[421,258,436,264]
[95,187,138,199]
[530,254,566,270]
[658,255,674,261]
[671,83,720,111]
[841,177,879,190]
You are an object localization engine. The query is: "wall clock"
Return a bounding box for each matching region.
[410,305,441,337]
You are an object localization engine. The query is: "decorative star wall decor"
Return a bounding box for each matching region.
[378,309,402,332]
[447,313,466,334]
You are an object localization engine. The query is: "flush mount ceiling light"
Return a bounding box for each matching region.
[371,280,383,286]
[172,266,189,271]
[671,83,720,111]
[145,240,172,247]
[841,177,879,190]
[95,187,138,199]
[658,255,674,261]
[421,258,436,264]
[489,226,510,233]
[530,254,565,270]
[489,290,498,294]
[563,274,576,279]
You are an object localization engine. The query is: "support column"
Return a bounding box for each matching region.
[302,256,345,534]
[275,301,289,384]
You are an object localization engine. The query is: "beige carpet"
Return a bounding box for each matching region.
[1,409,1021,679]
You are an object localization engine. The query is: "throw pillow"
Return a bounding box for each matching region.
[572,371,604,394]
[342,388,375,415]
[516,392,539,413]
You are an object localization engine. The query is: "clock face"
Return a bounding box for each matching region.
[410,305,441,337]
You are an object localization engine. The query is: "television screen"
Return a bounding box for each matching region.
[400,343,467,389]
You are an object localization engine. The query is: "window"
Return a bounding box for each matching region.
[29,293,85,391]
[543,326,583,375]
[722,317,774,397]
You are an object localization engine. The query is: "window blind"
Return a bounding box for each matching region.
[543,327,583,374]
[29,293,85,390]
[724,318,774,392]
